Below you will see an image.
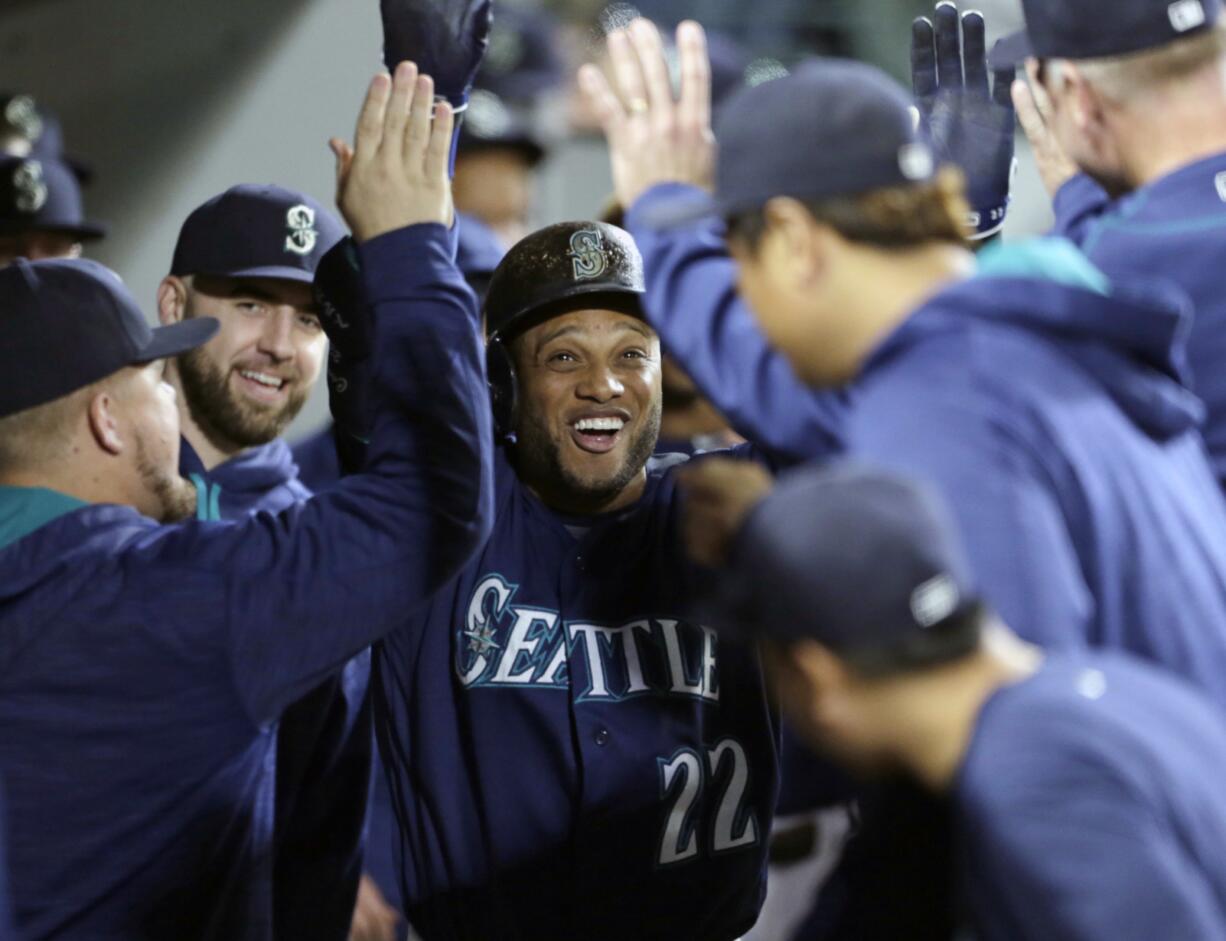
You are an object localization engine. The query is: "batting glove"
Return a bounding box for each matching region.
[911,2,1016,239]
[380,0,494,111]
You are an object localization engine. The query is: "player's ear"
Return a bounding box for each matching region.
[86,381,125,457]
[157,276,189,327]
[762,197,831,289]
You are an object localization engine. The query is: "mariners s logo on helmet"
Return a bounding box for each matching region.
[13,160,47,214]
[568,228,608,281]
[284,204,318,256]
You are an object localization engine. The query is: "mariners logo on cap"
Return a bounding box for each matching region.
[910,573,959,628]
[13,159,47,214]
[1169,0,1207,32]
[567,228,608,281]
[284,204,318,256]
[4,95,43,142]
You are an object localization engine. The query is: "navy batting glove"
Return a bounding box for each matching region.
[314,237,372,472]
[912,2,1016,239]
[381,0,493,111]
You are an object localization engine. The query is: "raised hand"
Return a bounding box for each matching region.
[912,2,1016,238]
[381,0,493,110]
[329,62,456,243]
[580,18,715,211]
[1012,61,1080,198]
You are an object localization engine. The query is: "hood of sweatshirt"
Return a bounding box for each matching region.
[865,238,1204,441]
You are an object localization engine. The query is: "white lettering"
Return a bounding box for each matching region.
[568,623,615,698]
[491,608,558,684]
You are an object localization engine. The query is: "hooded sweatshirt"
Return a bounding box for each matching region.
[630,183,1226,706]
[0,223,493,941]
[178,436,372,941]
[1052,153,1226,487]
[846,238,1226,701]
[180,438,309,519]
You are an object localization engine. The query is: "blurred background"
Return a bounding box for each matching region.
[0,0,1048,441]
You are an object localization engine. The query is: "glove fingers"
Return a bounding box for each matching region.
[992,66,1017,110]
[933,2,963,89]
[961,11,989,96]
[910,17,938,102]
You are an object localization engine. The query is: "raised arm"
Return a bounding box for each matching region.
[138,66,494,725]
[580,19,846,464]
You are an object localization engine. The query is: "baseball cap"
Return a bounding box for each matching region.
[721,463,982,674]
[0,94,94,183]
[0,258,217,418]
[991,0,1222,69]
[459,89,546,167]
[647,59,935,228]
[0,156,106,240]
[170,184,345,284]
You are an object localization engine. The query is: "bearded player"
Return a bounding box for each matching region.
[156,186,374,941]
[327,218,779,941]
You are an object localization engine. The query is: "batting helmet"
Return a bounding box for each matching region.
[485,220,646,440]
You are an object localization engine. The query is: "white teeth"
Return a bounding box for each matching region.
[575,417,625,432]
[240,370,284,389]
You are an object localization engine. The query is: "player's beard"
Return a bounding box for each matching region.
[135,432,197,523]
[177,342,308,454]
[515,399,662,511]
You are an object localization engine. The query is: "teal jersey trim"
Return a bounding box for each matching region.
[189,473,223,522]
[0,485,89,550]
[976,236,1111,297]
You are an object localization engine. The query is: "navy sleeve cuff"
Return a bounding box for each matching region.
[356,222,456,304]
[626,183,716,232]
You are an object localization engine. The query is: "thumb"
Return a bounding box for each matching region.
[329,138,354,189]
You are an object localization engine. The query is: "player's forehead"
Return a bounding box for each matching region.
[188,274,316,310]
[523,307,656,351]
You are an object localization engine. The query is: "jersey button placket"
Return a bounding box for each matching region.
[594,728,610,746]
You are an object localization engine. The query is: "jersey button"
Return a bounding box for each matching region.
[594,728,610,746]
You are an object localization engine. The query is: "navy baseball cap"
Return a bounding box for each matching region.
[0,94,94,183]
[459,89,546,166]
[648,59,935,227]
[0,156,105,240]
[0,258,217,418]
[721,463,982,674]
[992,0,1221,69]
[170,184,345,284]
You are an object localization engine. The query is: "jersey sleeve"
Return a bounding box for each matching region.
[625,184,848,465]
[1050,174,1114,247]
[850,378,1093,649]
[129,222,495,725]
[964,741,1226,941]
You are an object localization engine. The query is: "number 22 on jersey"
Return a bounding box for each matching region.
[657,737,760,866]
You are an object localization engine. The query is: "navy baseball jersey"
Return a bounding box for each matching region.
[374,448,779,941]
[626,184,1226,708]
[1052,155,1226,487]
[0,223,493,940]
[180,436,374,941]
[958,651,1226,940]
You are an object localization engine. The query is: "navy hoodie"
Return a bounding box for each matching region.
[628,183,1226,708]
[1052,154,1226,487]
[0,223,494,940]
[179,437,373,941]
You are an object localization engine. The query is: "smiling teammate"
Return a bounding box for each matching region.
[350,219,778,941]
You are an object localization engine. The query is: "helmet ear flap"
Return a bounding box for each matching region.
[487,337,519,443]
